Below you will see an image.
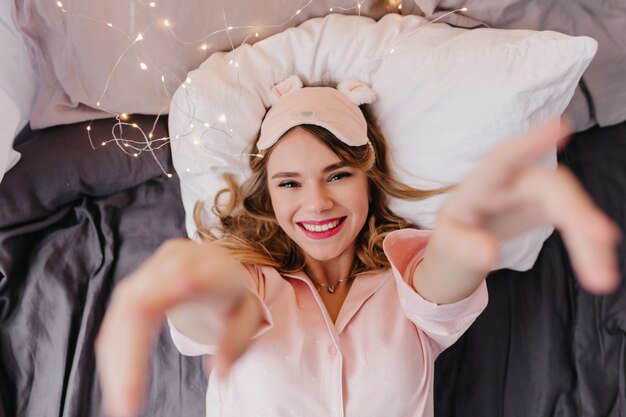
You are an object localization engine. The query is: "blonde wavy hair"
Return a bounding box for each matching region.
[194,105,448,276]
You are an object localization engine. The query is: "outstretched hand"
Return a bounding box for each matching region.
[439,119,621,293]
[95,240,263,417]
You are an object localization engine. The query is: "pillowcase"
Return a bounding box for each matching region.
[168,13,597,271]
[0,0,38,182]
[13,0,392,129]
[405,0,626,131]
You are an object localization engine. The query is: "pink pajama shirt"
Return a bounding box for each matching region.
[169,229,488,417]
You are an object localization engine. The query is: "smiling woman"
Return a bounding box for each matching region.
[266,127,371,283]
[196,81,445,280]
[95,77,620,417]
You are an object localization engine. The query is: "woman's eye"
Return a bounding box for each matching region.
[278,181,300,188]
[329,172,352,182]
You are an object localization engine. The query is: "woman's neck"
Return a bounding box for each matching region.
[303,250,355,286]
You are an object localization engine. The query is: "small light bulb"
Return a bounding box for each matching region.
[149,2,156,7]
[235,62,239,68]
[218,114,227,122]
[124,143,130,147]
[229,59,233,65]
[86,126,91,131]
[190,124,194,128]
[186,168,191,172]
[132,123,138,128]
[227,26,233,30]
[329,7,333,11]
[101,141,107,146]
[200,44,208,50]
[390,47,395,54]
[133,153,139,157]
[139,62,148,70]
[296,9,301,14]
[148,133,153,138]
[120,113,129,120]
[461,7,468,11]
[398,3,402,9]
[136,33,143,41]
[166,173,173,178]
[107,23,113,28]
[255,32,259,37]
[96,101,101,107]
[164,19,170,27]
[185,77,192,84]
[56,1,63,8]
[204,122,210,127]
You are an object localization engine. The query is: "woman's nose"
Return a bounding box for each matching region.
[303,184,333,213]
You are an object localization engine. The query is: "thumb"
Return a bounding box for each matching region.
[213,292,263,377]
[561,212,621,294]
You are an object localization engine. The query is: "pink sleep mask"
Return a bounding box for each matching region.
[257,76,377,151]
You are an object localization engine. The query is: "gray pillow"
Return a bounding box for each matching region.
[405,0,626,131]
[0,115,171,227]
[13,0,392,129]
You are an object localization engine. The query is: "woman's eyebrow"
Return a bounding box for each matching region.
[322,162,347,174]
[270,162,347,180]
[271,171,300,179]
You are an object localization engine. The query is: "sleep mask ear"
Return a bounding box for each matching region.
[258,76,376,151]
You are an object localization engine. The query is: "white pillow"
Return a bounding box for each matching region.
[169,13,596,271]
[0,0,38,181]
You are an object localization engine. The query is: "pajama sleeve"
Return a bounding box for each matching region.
[383,228,489,356]
[167,264,274,356]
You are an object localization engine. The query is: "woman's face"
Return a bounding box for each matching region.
[266,127,370,265]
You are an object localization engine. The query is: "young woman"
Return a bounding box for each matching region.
[95,78,620,417]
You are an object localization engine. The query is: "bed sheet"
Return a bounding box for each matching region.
[0,116,205,417]
[0,119,624,417]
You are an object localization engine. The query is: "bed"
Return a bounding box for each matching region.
[1,1,625,417]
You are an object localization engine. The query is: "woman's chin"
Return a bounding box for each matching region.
[298,241,355,265]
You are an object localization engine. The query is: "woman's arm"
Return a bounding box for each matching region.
[411,120,621,305]
[412,218,496,304]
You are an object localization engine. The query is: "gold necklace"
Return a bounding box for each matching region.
[308,275,354,293]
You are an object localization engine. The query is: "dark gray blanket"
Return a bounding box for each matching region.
[0,117,624,417]
[0,117,205,417]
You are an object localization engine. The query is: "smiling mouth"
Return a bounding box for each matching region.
[298,217,346,233]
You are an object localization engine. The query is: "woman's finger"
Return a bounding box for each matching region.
[482,118,569,179]
[95,288,155,417]
[213,291,264,377]
[96,272,200,417]
[440,119,570,225]
[562,213,621,293]
[515,166,621,293]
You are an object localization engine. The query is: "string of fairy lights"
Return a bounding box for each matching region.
[51,0,468,177]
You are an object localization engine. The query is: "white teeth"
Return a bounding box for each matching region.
[302,219,340,232]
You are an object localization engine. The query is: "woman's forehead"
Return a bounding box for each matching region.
[266,127,342,173]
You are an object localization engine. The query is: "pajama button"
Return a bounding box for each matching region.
[328,346,338,356]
